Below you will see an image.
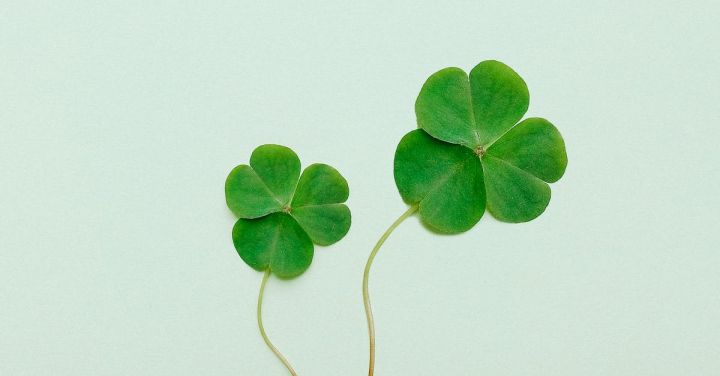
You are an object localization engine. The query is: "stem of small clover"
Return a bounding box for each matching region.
[257,269,298,376]
[362,204,419,376]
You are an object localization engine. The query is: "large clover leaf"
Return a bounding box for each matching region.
[395,60,567,232]
[226,145,351,278]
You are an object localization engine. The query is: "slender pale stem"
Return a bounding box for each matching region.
[257,269,298,376]
[362,205,418,376]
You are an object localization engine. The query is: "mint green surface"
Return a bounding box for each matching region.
[396,60,566,227]
[3,2,718,375]
[225,145,351,278]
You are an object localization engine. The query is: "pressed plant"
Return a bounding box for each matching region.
[225,144,351,375]
[362,60,568,374]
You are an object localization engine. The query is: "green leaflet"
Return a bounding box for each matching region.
[482,156,551,223]
[415,67,477,148]
[249,144,301,205]
[292,163,349,206]
[469,60,529,146]
[486,117,567,183]
[291,163,351,245]
[232,213,313,279]
[292,204,351,246]
[394,129,485,233]
[225,145,351,278]
[225,164,283,218]
[416,60,529,149]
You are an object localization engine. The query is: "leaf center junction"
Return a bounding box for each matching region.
[474,145,486,157]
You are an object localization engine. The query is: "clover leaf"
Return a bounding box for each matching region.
[364,60,568,376]
[226,144,351,278]
[394,60,567,232]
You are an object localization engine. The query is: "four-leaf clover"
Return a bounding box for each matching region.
[394,60,568,233]
[226,144,351,278]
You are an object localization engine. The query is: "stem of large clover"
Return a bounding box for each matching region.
[362,204,419,376]
[257,269,298,376]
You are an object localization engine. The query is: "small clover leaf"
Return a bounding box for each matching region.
[226,145,351,278]
[395,60,567,232]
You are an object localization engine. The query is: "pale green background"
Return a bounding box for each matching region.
[1,1,718,375]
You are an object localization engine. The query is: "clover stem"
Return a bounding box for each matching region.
[257,269,298,376]
[362,204,419,376]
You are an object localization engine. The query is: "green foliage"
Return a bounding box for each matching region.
[395,60,567,232]
[232,213,313,279]
[226,145,351,278]
[394,130,485,233]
